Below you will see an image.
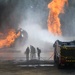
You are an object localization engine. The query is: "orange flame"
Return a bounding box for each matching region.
[47,0,68,35]
[0,29,20,48]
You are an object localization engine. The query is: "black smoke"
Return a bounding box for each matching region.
[0,0,49,32]
[60,0,75,36]
[0,0,75,36]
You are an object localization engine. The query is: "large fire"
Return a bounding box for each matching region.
[0,29,20,48]
[47,0,68,35]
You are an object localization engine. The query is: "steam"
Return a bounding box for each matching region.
[18,0,75,52]
[0,0,75,36]
[19,9,66,52]
[19,9,53,51]
[0,0,75,60]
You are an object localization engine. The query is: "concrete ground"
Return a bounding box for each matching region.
[0,64,75,75]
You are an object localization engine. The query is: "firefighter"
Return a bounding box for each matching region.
[37,47,41,60]
[25,47,30,61]
[30,45,36,60]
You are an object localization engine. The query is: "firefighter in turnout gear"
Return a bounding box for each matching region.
[37,47,41,60]
[30,45,36,60]
[25,47,30,61]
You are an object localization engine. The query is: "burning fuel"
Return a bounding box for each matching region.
[47,0,68,35]
[0,29,20,48]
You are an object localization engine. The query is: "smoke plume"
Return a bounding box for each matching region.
[0,0,75,51]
